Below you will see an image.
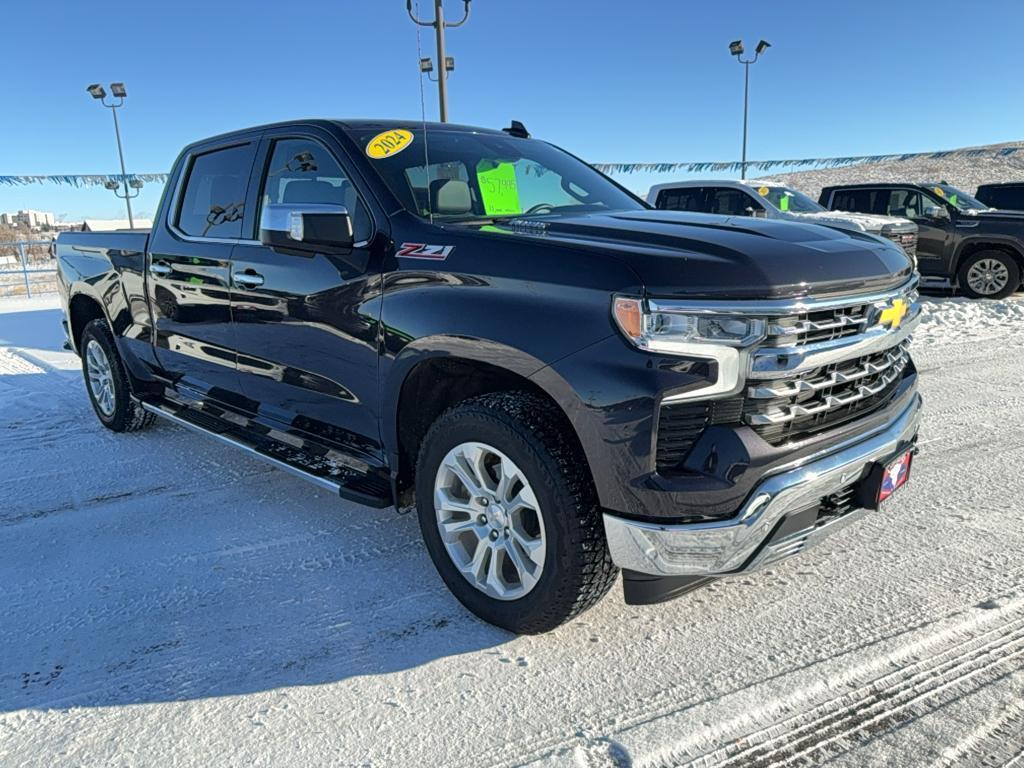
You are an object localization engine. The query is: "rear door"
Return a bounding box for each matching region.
[228,130,385,461]
[146,138,258,402]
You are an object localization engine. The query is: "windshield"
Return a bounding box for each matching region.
[351,127,644,220]
[931,184,990,211]
[750,184,824,213]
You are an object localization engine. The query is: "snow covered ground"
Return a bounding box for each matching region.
[2,294,1024,768]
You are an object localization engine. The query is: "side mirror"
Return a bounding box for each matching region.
[259,203,354,255]
[745,206,766,218]
[923,205,950,221]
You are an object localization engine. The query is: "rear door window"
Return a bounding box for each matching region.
[979,186,1024,209]
[655,187,708,212]
[830,188,876,214]
[176,143,255,239]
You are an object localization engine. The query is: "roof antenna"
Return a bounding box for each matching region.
[413,0,433,223]
[503,120,530,139]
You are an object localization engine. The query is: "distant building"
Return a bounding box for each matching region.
[0,209,56,229]
[81,218,152,232]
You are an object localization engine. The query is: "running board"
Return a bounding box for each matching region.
[140,400,393,508]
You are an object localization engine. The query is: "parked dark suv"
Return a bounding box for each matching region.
[976,182,1024,212]
[820,182,1024,299]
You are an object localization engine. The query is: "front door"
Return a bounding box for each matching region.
[877,188,953,277]
[229,134,384,461]
[146,140,258,402]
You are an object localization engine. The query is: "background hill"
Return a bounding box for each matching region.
[756,141,1024,199]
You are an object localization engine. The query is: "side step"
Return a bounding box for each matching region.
[140,400,393,508]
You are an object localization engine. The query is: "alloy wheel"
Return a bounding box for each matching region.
[85,339,116,416]
[433,441,546,601]
[966,258,1010,296]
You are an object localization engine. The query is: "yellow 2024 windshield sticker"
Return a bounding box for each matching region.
[477,161,521,215]
[366,129,414,159]
[757,186,769,196]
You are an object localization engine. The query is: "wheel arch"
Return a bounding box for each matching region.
[954,237,1024,276]
[384,338,593,509]
[68,290,111,354]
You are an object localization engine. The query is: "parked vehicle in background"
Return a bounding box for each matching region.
[648,180,918,261]
[976,182,1024,211]
[820,182,1024,299]
[56,119,922,633]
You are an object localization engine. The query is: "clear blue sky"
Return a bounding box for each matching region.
[3,0,1022,221]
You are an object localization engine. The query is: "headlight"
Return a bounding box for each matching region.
[613,297,765,353]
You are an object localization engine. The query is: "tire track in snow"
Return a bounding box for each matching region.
[931,687,1024,768]
[473,568,1024,768]
[658,602,1024,768]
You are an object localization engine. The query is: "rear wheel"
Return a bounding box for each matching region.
[415,392,617,634]
[80,319,155,432]
[958,250,1020,299]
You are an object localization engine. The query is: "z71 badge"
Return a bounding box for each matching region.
[397,243,455,260]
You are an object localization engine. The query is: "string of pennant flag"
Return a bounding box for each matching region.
[592,146,1022,175]
[0,144,1020,186]
[0,173,170,187]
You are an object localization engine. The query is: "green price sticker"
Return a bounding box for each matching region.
[779,194,791,212]
[477,161,521,215]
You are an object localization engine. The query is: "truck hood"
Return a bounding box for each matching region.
[785,210,916,234]
[465,210,914,300]
[962,208,1024,222]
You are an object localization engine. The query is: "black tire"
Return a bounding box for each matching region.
[79,318,156,433]
[958,250,1020,300]
[415,392,618,634]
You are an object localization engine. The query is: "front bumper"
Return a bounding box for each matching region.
[603,391,922,579]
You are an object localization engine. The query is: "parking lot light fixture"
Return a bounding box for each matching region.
[86,82,137,227]
[729,38,772,180]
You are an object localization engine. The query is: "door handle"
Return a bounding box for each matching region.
[233,271,265,289]
[149,262,172,277]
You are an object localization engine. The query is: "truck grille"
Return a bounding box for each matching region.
[883,230,918,259]
[766,303,872,346]
[743,341,911,445]
[653,279,920,472]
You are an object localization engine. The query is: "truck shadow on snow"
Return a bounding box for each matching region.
[1,305,513,713]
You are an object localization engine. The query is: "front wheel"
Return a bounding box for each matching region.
[958,250,1020,299]
[415,392,617,634]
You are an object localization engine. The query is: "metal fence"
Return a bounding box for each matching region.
[0,240,58,298]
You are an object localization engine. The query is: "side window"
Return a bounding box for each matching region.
[883,189,926,219]
[260,138,372,243]
[831,189,874,214]
[176,144,253,239]
[655,188,708,212]
[708,188,753,216]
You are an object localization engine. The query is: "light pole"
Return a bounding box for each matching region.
[728,39,771,180]
[406,0,471,122]
[87,82,139,227]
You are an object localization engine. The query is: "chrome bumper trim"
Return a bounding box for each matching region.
[603,393,922,577]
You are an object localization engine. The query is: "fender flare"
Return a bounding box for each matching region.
[952,235,1024,271]
[380,334,578,465]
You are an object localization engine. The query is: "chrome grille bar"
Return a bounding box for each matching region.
[745,353,910,426]
[747,341,910,399]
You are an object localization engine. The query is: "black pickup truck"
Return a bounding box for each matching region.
[820,182,1024,298]
[57,119,922,633]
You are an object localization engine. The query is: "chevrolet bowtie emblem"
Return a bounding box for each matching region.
[879,298,908,329]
